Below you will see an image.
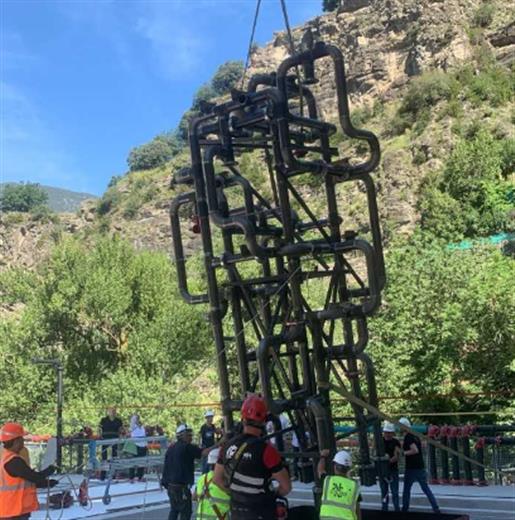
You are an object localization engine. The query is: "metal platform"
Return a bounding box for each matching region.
[33,475,514,520]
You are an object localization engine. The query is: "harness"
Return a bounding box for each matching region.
[199,474,227,520]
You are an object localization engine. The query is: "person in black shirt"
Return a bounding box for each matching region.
[162,423,210,520]
[380,421,401,512]
[199,410,220,474]
[399,417,440,514]
[99,407,123,481]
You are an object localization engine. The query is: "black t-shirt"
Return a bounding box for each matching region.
[384,438,401,470]
[403,433,424,470]
[100,416,122,439]
[219,433,284,510]
[200,423,216,448]
[162,440,203,486]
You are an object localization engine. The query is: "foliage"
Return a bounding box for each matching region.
[211,61,244,95]
[127,136,178,171]
[472,2,494,28]
[30,204,59,224]
[192,83,216,110]
[96,188,121,216]
[0,182,48,212]
[420,129,514,238]
[456,64,514,107]
[368,236,515,420]
[322,0,341,12]
[391,72,458,135]
[0,237,213,433]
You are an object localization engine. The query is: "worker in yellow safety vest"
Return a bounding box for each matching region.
[0,422,57,520]
[194,448,230,520]
[317,448,361,520]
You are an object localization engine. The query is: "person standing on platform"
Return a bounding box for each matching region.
[213,395,291,520]
[129,414,148,483]
[379,421,401,512]
[400,417,440,514]
[194,448,230,520]
[162,424,211,520]
[98,407,123,481]
[0,422,58,520]
[199,410,219,474]
[318,449,361,520]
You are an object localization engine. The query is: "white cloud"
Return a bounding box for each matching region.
[134,2,211,81]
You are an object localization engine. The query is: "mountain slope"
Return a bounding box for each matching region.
[0,183,97,213]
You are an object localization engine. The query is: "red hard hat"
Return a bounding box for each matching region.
[0,422,28,442]
[241,395,267,424]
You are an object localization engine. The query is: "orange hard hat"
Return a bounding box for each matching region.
[0,422,28,442]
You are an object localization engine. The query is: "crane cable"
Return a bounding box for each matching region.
[241,0,262,89]
[279,0,305,118]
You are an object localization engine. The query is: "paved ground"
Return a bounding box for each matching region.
[35,477,515,520]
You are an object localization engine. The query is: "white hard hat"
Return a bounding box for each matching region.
[383,421,396,433]
[399,417,411,428]
[204,410,215,418]
[176,423,192,436]
[333,450,352,467]
[207,448,220,465]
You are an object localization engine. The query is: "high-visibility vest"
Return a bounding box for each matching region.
[195,470,230,520]
[319,475,359,520]
[0,449,39,518]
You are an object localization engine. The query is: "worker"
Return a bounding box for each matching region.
[379,421,401,512]
[318,449,361,520]
[162,424,211,520]
[199,410,220,474]
[0,422,58,520]
[399,417,440,514]
[98,406,123,481]
[213,394,291,520]
[194,448,229,520]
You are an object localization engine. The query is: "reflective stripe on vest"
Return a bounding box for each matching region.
[319,475,359,520]
[195,471,230,520]
[0,449,39,518]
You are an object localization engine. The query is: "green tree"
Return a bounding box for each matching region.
[322,0,341,12]
[0,237,213,432]
[127,136,177,171]
[211,61,244,95]
[0,182,48,212]
[192,83,216,110]
[368,237,515,420]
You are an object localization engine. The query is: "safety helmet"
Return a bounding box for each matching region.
[204,410,215,418]
[0,422,28,442]
[333,450,352,467]
[399,417,411,428]
[383,421,396,433]
[241,395,267,424]
[207,448,220,465]
[176,423,192,436]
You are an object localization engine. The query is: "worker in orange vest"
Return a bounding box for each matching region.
[0,422,58,520]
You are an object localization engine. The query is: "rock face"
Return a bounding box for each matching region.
[249,0,510,113]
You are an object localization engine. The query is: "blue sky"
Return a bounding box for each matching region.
[1,0,322,195]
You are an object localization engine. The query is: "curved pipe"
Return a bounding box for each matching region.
[275,41,380,177]
[169,192,209,304]
[202,145,274,259]
[278,238,381,316]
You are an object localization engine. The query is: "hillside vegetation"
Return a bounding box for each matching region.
[0,0,514,434]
